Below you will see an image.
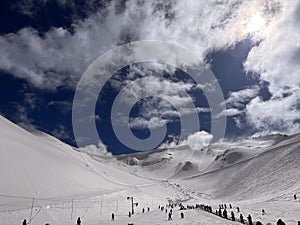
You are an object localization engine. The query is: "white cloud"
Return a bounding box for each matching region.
[0,0,261,90]
[215,108,244,119]
[226,86,260,108]
[113,76,207,130]
[79,142,114,159]
[1,0,299,136]
[243,0,300,134]
[245,89,300,134]
[161,131,213,149]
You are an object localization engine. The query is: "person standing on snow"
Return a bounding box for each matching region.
[76,217,81,225]
[223,209,228,219]
[231,211,235,221]
[168,212,172,220]
[22,219,27,225]
[180,212,184,219]
[247,214,253,225]
[240,214,245,224]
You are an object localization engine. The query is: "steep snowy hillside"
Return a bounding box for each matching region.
[0,116,165,224]
[0,115,299,225]
[180,133,300,200]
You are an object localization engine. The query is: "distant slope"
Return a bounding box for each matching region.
[179,133,300,201]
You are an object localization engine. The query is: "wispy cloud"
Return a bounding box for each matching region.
[1,0,299,136]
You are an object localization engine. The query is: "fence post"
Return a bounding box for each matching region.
[71,199,74,220]
[29,198,35,224]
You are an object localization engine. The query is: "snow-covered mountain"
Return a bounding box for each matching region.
[0,115,299,225]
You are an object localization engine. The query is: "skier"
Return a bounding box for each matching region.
[237,207,240,213]
[240,214,245,224]
[168,212,172,220]
[142,208,145,213]
[128,211,131,218]
[218,209,222,217]
[148,207,150,212]
[256,221,263,225]
[223,209,228,219]
[229,204,232,209]
[262,209,266,215]
[77,217,81,225]
[180,212,184,219]
[22,219,27,225]
[277,219,286,225]
[247,214,253,225]
[294,194,297,200]
[231,211,235,221]
[111,213,115,221]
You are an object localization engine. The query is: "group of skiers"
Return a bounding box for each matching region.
[20,193,299,224]
[198,203,293,225]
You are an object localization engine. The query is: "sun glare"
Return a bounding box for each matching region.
[245,13,266,34]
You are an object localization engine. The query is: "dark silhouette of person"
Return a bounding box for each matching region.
[111,213,115,221]
[128,211,131,218]
[247,214,253,225]
[256,221,263,225]
[231,211,235,221]
[294,194,297,200]
[277,219,286,225]
[237,207,240,213]
[22,219,27,225]
[168,212,172,220]
[229,204,232,209]
[240,214,245,224]
[297,221,300,225]
[148,207,150,212]
[77,217,81,225]
[223,209,228,219]
[180,212,184,219]
[142,208,145,213]
[218,209,222,217]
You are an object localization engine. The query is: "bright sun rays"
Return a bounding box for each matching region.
[244,13,266,34]
[233,0,282,42]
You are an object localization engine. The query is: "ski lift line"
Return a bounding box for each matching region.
[0,194,118,203]
[0,199,146,213]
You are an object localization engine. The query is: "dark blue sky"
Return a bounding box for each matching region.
[0,0,272,154]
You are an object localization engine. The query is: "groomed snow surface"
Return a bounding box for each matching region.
[0,115,299,224]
